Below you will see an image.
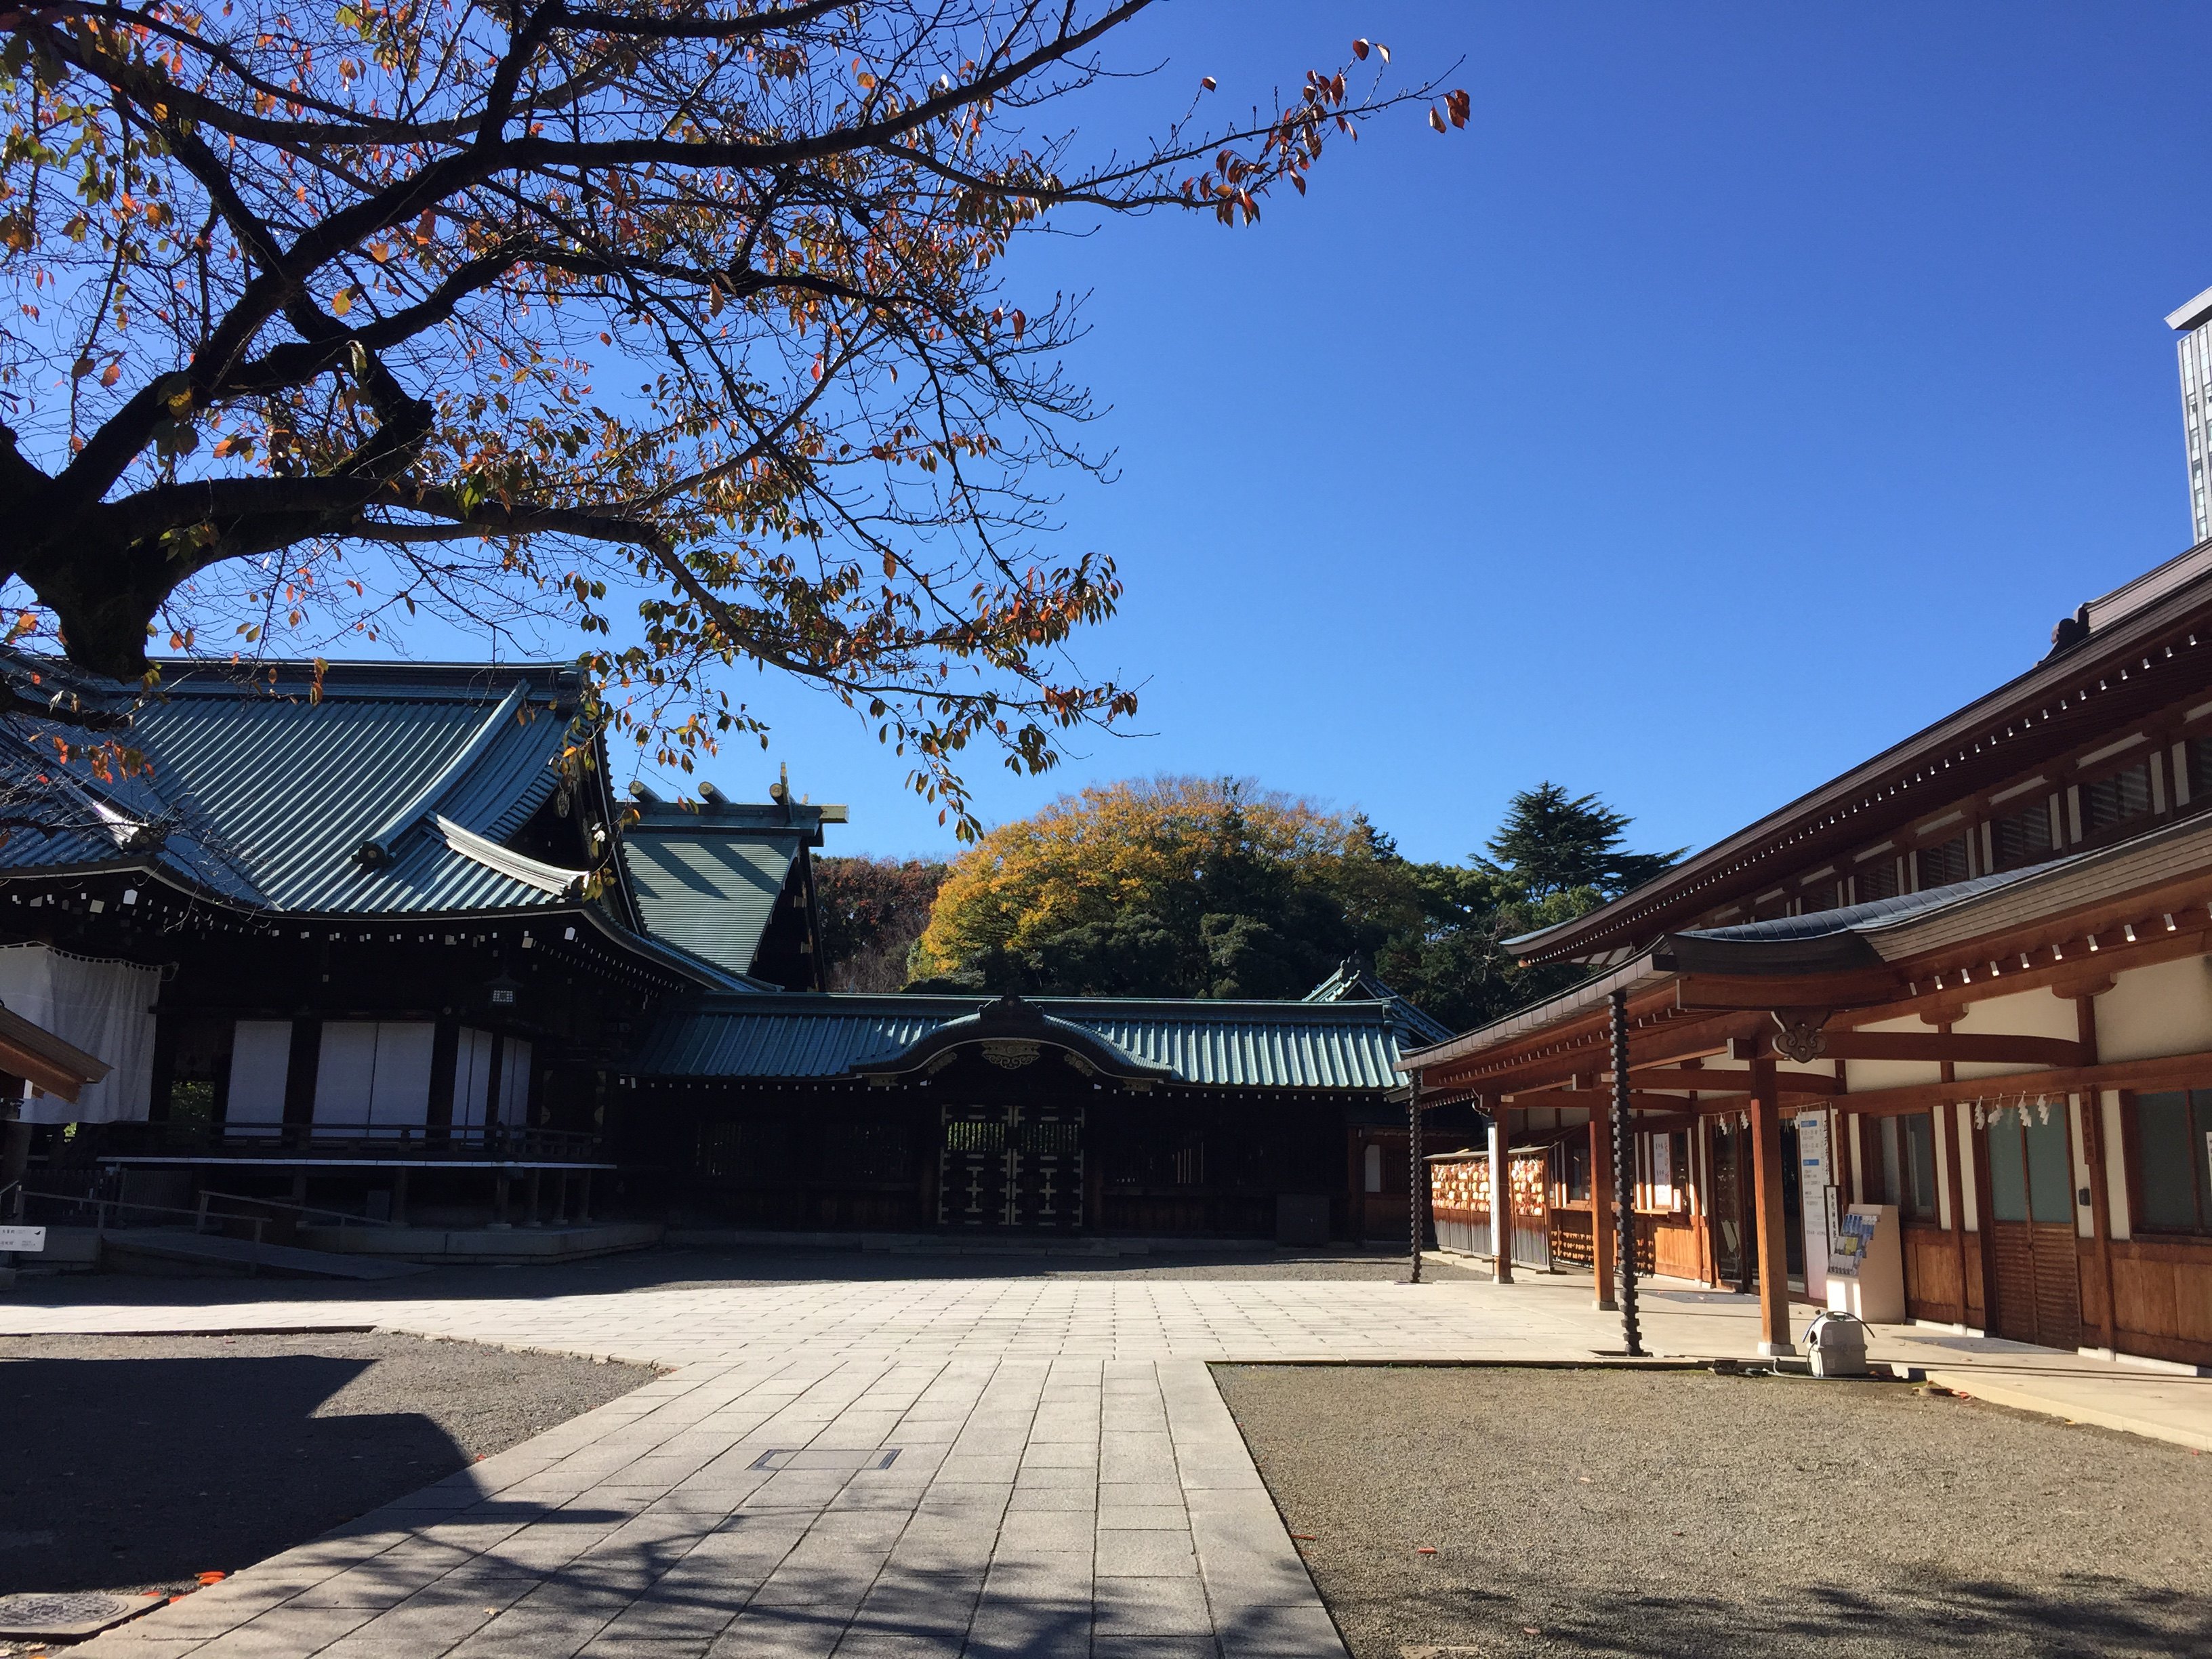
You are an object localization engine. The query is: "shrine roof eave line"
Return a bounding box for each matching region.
[1407,811,2212,1093]
[1396,951,1677,1077]
[1504,554,2212,966]
[0,861,747,993]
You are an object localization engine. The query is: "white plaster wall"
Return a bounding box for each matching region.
[1842,1015,1943,1092]
[2101,1090,2132,1240]
[2069,1095,2093,1237]
[1777,1061,1841,1093]
[1954,987,2082,1082]
[2093,954,2212,1063]
[1954,1101,1978,1231]
[1931,1105,1955,1230]
[1686,1062,1751,1091]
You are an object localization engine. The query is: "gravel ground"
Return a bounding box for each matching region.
[1214,1364,2212,1659]
[0,1332,653,1607]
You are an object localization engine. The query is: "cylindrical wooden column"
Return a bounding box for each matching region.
[2074,992,2116,1355]
[1407,1071,1424,1284]
[1487,1100,1513,1284]
[1610,989,1643,1356]
[1589,1111,1616,1311]
[1748,1056,1795,1355]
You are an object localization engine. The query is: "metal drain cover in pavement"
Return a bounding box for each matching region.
[0,1590,167,1639]
[748,1447,901,1471]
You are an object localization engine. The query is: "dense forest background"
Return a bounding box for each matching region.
[813,779,1681,1031]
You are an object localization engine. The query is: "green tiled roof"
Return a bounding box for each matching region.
[621,829,798,978]
[629,991,1422,1090]
[0,660,585,915]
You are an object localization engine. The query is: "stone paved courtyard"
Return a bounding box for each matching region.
[6,1249,2209,1658]
[8,1260,1610,1659]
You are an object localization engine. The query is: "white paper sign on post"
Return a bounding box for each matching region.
[0,1225,46,1252]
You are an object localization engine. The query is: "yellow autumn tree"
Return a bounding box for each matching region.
[910,776,1421,998]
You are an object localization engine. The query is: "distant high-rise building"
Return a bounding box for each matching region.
[2167,285,2212,543]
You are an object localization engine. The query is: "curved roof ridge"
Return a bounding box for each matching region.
[1677,861,2057,944]
[847,992,1175,1083]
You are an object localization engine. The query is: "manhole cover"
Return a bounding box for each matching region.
[748,1447,901,1472]
[0,1590,166,1639]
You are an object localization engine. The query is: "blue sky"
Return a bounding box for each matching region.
[664,5,2212,864]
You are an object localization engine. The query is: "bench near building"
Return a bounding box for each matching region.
[1409,539,2212,1368]
[0,656,1453,1254]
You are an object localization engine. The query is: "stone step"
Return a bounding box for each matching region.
[98,1227,430,1280]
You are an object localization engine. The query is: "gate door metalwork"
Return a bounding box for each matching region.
[939,1105,1012,1227]
[1010,1107,1086,1230]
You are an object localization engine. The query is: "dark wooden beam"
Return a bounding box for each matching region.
[1501,1089,1697,1112]
[1675,969,1901,1012]
[1622,1065,1845,1097]
[1816,1031,2089,1068]
[1814,1046,2212,1117]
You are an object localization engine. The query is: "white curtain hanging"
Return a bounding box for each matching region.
[0,943,159,1124]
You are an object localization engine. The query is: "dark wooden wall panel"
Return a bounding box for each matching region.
[1902,1223,1962,1323]
[2105,1237,2212,1366]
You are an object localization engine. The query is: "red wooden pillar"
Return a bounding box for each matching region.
[1748,1057,1795,1355]
[1590,1112,1616,1311]
[2074,992,2117,1355]
[1488,1101,1513,1284]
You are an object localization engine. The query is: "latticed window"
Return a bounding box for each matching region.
[2188,735,2212,804]
[1561,1137,1591,1202]
[1918,836,1970,890]
[1992,800,2055,869]
[942,1117,1005,1153]
[695,1120,790,1179]
[838,1120,914,1181]
[2131,1092,2211,1233]
[1872,1113,1941,1221]
[1018,1116,1082,1156]
[2081,760,2153,836]
[1856,857,1900,902]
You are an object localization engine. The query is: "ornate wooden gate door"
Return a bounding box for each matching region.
[938,1103,1085,1229]
[1010,1106,1085,1230]
[1985,1102,2082,1349]
[939,1105,1012,1227]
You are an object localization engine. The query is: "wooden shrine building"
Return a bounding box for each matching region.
[1408,541,2212,1366]
[0,654,1454,1250]
[0,657,836,1233]
[619,962,1456,1242]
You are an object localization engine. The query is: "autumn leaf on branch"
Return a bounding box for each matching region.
[0,1,1468,836]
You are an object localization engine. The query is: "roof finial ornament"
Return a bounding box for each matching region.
[2045,602,2091,661]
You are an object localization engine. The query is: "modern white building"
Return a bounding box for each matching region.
[2166,283,2212,542]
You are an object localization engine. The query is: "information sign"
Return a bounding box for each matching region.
[1828,1207,1877,1278]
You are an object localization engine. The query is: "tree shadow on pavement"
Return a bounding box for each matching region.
[0,1353,464,1596]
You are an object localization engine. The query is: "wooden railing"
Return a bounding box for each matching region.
[97,1120,602,1162]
